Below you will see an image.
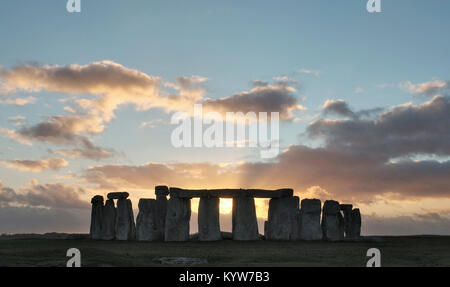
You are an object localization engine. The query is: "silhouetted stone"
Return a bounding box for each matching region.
[322,200,344,241]
[340,204,353,239]
[90,195,104,240]
[101,198,116,240]
[165,197,191,241]
[115,198,136,240]
[155,185,169,196]
[198,197,221,241]
[232,197,259,240]
[299,199,323,240]
[170,187,293,198]
[107,192,129,200]
[350,208,361,239]
[136,199,162,241]
[266,196,300,240]
[155,186,168,239]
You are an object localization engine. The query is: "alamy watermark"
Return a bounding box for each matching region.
[170,104,280,159]
[367,0,381,13]
[66,248,81,267]
[67,0,81,13]
[366,248,381,267]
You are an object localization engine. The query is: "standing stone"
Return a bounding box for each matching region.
[198,197,222,241]
[90,195,104,240]
[350,208,361,239]
[339,204,353,239]
[164,197,191,241]
[155,186,169,240]
[322,200,344,241]
[232,197,259,241]
[136,199,161,241]
[115,198,136,240]
[299,199,323,240]
[266,196,300,240]
[101,198,116,240]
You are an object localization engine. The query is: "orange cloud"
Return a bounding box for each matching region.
[1,158,68,172]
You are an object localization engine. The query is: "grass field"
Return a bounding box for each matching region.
[0,236,449,267]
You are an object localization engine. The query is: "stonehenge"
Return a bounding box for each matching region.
[299,199,323,240]
[351,209,361,238]
[165,197,191,241]
[265,196,300,240]
[232,196,259,240]
[136,199,159,241]
[89,186,362,242]
[90,195,104,240]
[115,198,136,240]
[198,197,221,241]
[101,199,116,240]
[322,200,345,241]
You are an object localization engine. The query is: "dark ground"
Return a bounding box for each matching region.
[0,235,449,267]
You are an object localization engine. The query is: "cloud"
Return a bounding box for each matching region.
[0,181,16,204]
[56,141,114,161]
[81,162,233,191]
[0,180,90,210]
[322,99,384,119]
[1,158,68,172]
[0,62,215,159]
[297,68,320,77]
[0,61,162,121]
[140,119,165,129]
[81,96,450,202]
[7,115,27,127]
[17,115,105,144]
[311,95,450,159]
[400,80,449,95]
[80,150,450,204]
[354,87,364,94]
[0,115,114,160]
[0,128,32,145]
[0,96,36,106]
[0,61,207,124]
[322,99,355,117]
[202,80,305,121]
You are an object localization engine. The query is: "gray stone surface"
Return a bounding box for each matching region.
[155,193,168,240]
[340,204,353,239]
[265,197,300,240]
[164,197,191,241]
[198,197,222,241]
[299,199,323,240]
[107,192,129,200]
[101,198,116,240]
[90,195,104,240]
[322,200,344,241]
[350,208,361,239]
[232,197,259,240]
[115,198,136,240]
[170,187,293,198]
[136,199,163,241]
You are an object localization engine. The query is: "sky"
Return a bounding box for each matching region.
[1,0,450,235]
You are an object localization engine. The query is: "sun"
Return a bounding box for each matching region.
[219,198,233,214]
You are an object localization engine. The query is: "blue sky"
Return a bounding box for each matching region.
[1,0,450,234]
